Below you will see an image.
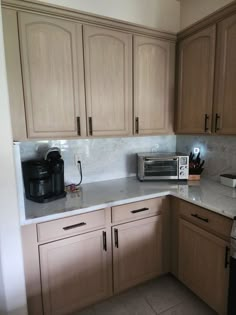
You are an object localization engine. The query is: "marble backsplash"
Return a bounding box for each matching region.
[177,135,236,182]
[20,136,176,184]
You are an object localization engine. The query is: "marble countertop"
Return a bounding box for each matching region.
[23,177,236,225]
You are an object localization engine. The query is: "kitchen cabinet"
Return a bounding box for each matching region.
[83,25,132,137]
[133,36,175,135]
[214,13,236,134]
[40,229,111,315]
[179,218,229,315]
[18,12,86,138]
[176,26,216,134]
[112,215,163,293]
[2,9,27,140]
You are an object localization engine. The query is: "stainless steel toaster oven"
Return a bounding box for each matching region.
[137,152,189,181]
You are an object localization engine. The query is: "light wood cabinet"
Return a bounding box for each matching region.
[134,36,175,135]
[214,13,236,134]
[83,25,132,137]
[2,9,27,140]
[18,12,86,138]
[112,215,163,293]
[39,229,111,315]
[179,218,229,315]
[176,26,216,134]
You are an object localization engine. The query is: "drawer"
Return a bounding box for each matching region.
[37,209,106,242]
[178,200,233,239]
[112,197,168,224]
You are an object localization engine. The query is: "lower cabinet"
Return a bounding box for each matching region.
[39,229,111,315]
[179,218,229,315]
[112,215,163,293]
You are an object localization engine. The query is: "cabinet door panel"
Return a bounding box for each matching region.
[176,26,216,134]
[134,36,175,135]
[179,219,229,315]
[84,26,132,136]
[18,12,86,138]
[40,230,111,315]
[2,9,27,140]
[113,215,163,293]
[214,14,236,134]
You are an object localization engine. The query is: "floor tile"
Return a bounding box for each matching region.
[75,275,217,315]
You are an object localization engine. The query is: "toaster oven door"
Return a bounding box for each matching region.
[143,158,179,180]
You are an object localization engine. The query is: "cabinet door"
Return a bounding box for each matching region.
[113,215,163,293]
[179,219,229,315]
[134,36,175,135]
[39,230,111,315]
[214,14,236,134]
[83,25,132,137]
[2,9,27,140]
[18,12,86,138]
[176,26,216,134]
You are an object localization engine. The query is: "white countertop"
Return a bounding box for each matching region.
[23,177,236,225]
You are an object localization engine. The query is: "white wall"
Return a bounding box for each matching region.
[0,2,27,314]
[38,0,180,32]
[180,0,234,29]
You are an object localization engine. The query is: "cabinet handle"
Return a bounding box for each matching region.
[89,117,93,136]
[103,231,107,252]
[77,117,81,136]
[204,114,209,132]
[215,113,220,132]
[63,222,86,231]
[131,207,149,214]
[191,213,209,223]
[225,246,230,269]
[114,229,119,248]
[135,117,139,134]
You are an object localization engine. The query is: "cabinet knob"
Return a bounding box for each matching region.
[89,117,93,136]
[77,117,81,136]
[204,114,209,132]
[215,113,220,132]
[135,117,139,134]
[114,229,119,248]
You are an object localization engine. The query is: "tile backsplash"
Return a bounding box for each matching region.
[177,135,236,182]
[20,136,176,184]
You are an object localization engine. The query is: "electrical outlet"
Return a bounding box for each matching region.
[74,153,80,166]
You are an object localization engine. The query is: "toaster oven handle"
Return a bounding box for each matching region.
[144,158,178,161]
[131,207,149,214]
[63,222,86,230]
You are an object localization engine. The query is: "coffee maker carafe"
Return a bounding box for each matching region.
[22,148,66,203]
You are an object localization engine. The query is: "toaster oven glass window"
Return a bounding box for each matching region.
[144,159,178,177]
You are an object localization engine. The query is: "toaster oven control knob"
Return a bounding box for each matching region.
[180,166,185,170]
[180,172,185,176]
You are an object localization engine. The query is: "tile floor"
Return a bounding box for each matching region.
[75,275,217,315]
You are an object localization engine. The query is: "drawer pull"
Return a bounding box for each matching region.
[215,113,220,132]
[63,222,86,231]
[103,231,107,252]
[191,213,209,223]
[114,229,119,248]
[225,246,230,269]
[135,117,139,134]
[131,207,149,214]
[89,117,93,136]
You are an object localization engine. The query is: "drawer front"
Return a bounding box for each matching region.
[112,197,168,224]
[179,200,232,239]
[37,209,106,242]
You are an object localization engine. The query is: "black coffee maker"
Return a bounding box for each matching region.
[22,148,66,203]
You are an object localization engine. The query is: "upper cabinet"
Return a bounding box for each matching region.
[214,14,236,135]
[176,26,216,134]
[133,36,175,135]
[18,12,86,138]
[83,26,132,137]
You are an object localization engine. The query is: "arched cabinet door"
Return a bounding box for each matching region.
[214,14,236,135]
[83,26,132,137]
[134,36,175,135]
[18,12,86,138]
[176,26,216,134]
